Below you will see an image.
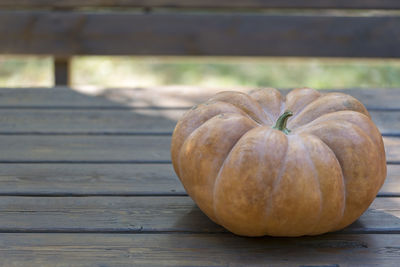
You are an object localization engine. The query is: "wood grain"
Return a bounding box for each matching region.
[0,163,397,196]
[1,233,400,266]
[0,135,398,163]
[0,109,178,134]
[0,86,398,266]
[0,196,398,233]
[0,109,397,136]
[1,12,400,57]
[0,135,171,163]
[0,88,398,110]
[1,0,400,9]
[381,165,400,196]
[0,164,184,196]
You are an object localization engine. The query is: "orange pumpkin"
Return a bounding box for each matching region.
[171,87,386,237]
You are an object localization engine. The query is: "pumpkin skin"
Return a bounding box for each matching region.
[171,87,386,237]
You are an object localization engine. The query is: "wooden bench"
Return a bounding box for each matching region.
[1,1,400,266]
[1,1,400,84]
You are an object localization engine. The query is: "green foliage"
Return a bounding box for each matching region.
[0,56,52,87]
[1,56,400,89]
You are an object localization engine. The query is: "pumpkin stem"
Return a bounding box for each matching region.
[273,110,293,134]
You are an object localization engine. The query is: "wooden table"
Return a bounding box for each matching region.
[0,87,399,266]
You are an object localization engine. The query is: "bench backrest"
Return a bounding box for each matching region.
[1,0,399,84]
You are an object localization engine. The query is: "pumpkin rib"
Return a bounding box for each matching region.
[345,121,384,188]
[177,112,257,168]
[264,132,290,224]
[296,115,381,157]
[305,133,346,233]
[305,111,386,174]
[212,127,274,227]
[177,113,258,223]
[184,112,253,143]
[215,100,271,124]
[284,88,322,117]
[171,101,251,176]
[180,101,251,137]
[292,110,370,135]
[248,87,284,121]
[302,120,381,230]
[288,93,369,128]
[213,127,270,201]
[296,134,324,235]
[331,123,382,230]
[209,91,273,124]
[286,93,322,122]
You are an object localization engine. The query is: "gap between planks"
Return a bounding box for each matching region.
[0,160,399,165]
[0,132,398,137]
[0,192,395,198]
[0,106,397,111]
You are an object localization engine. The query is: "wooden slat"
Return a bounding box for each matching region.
[0,136,170,163]
[0,196,398,233]
[1,0,400,10]
[0,135,398,163]
[1,233,400,266]
[0,88,121,108]
[381,165,400,196]
[0,163,397,196]
[0,109,178,134]
[0,109,397,136]
[1,12,400,57]
[382,137,400,163]
[0,164,184,196]
[0,88,398,110]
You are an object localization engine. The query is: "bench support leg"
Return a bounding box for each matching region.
[54,57,70,87]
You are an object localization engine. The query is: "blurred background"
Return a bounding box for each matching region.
[2,55,400,90]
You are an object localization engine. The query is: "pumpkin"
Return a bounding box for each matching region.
[171,87,386,237]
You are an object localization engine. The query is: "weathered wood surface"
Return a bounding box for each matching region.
[0,196,398,233]
[0,163,398,196]
[0,164,184,196]
[0,135,170,163]
[0,233,399,267]
[0,109,179,135]
[2,0,400,9]
[0,109,398,136]
[1,12,400,57]
[0,87,398,266]
[0,88,398,110]
[0,135,399,163]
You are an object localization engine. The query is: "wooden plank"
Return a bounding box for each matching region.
[1,233,399,266]
[0,135,170,163]
[380,165,400,196]
[1,12,400,57]
[0,109,397,136]
[1,0,400,10]
[370,111,400,136]
[0,109,178,134]
[0,88,122,108]
[0,196,398,233]
[0,163,397,196]
[0,88,398,110]
[382,137,400,163]
[0,164,184,196]
[0,135,398,163]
